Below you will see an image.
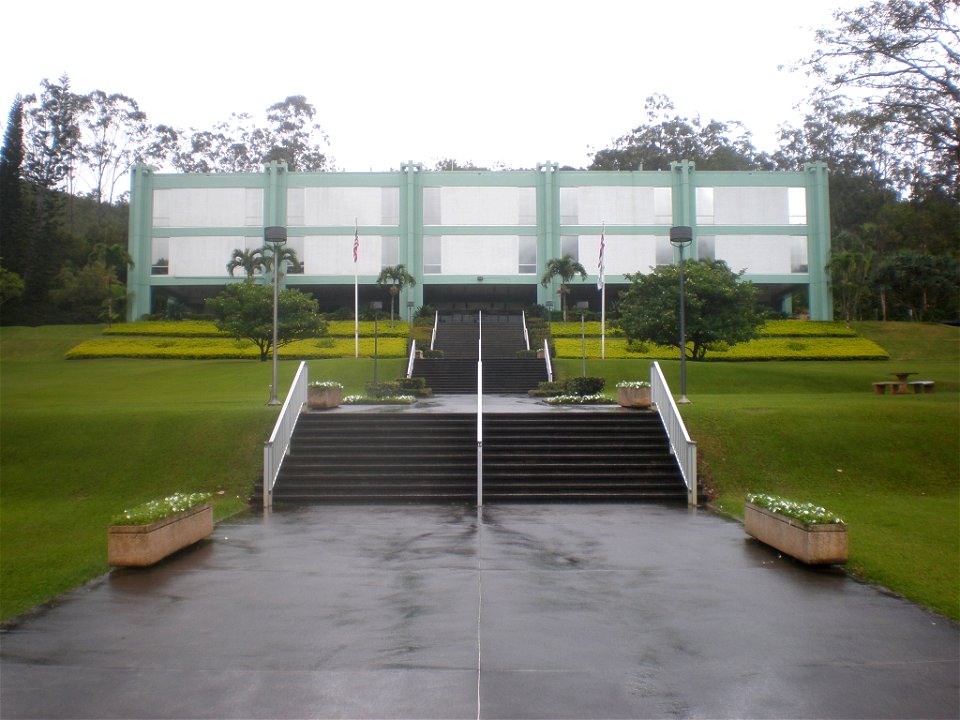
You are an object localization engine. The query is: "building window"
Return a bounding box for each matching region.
[560,235,579,262]
[518,236,537,274]
[423,236,441,274]
[381,236,399,268]
[655,236,673,267]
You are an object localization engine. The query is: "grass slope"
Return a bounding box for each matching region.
[556,321,959,620]
[0,325,403,620]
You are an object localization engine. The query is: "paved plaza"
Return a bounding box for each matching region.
[1,503,957,719]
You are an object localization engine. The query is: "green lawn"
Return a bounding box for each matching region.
[557,320,959,620]
[2,322,958,622]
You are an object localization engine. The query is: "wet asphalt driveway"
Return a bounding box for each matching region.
[1,504,957,719]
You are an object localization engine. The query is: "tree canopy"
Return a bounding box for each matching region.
[618,260,765,360]
[207,283,326,361]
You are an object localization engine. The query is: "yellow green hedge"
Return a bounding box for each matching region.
[102,320,225,337]
[548,319,856,339]
[66,336,408,360]
[324,320,409,337]
[553,336,889,361]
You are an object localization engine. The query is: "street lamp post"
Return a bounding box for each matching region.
[669,226,693,404]
[265,226,287,406]
[576,301,589,378]
[370,301,383,386]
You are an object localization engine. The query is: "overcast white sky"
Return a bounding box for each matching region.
[2,0,863,172]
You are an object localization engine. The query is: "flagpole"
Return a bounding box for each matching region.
[599,222,606,360]
[353,219,359,359]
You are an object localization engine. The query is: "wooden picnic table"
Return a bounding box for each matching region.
[888,372,917,394]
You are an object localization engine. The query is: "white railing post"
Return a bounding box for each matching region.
[651,361,698,507]
[430,310,438,350]
[262,361,309,510]
[477,311,483,507]
[543,339,553,382]
[521,310,530,351]
[406,339,417,378]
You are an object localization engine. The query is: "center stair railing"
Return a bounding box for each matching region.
[476,311,483,506]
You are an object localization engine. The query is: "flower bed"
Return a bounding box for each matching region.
[744,493,847,565]
[66,336,408,359]
[108,492,214,567]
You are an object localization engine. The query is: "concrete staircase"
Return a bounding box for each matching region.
[412,316,547,394]
[262,410,688,505]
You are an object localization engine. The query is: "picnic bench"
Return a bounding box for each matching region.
[872,379,935,394]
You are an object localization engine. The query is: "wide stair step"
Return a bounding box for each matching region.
[260,410,688,505]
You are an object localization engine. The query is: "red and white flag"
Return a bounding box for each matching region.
[596,229,605,291]
[353,225,359,263]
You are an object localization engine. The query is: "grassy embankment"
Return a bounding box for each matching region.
[555,321,959,620]
[2,321,957,621]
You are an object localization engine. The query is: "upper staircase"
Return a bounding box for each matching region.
[411,315,547,394]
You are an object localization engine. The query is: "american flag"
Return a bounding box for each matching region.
[353,226,359,263]
[596,229,605,291]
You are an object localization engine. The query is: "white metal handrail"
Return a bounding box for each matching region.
[262,360,309,509]
[521,310,530,351]
[650,361,698,506]
[430,310,438,350]
[406,339,417,378]
[543,339,553,382]
[477,311,483,506]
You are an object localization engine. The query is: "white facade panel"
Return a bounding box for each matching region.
[295,188,398,226]
[578,234,657,277]
[437,187,536,225]
[715,235,793,274]
[303,235,384,275]
[441,235,518,275]
[562,187,668,225]
[714,187,791,225]
[168,236,241,276]
[153,189,263,227]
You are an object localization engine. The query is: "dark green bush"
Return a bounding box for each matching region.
[566,376,605,395]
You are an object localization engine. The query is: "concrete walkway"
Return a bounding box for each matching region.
[2,504,957,719]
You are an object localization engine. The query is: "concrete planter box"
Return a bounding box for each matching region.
[108,503,213,567]
[307,386,342,410]
[744,501,847,564]
[617,386,652,408]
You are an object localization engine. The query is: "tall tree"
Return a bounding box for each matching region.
[540,254,587,322]
[0,97,26,278]
[77,91,155,209]
[226,247,269,281]
[797,0,960,196]
[22,75,82,191]
[590,94,773,171]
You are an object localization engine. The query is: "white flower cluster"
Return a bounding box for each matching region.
[616,380,650,389]
[545,393,609,404]
[112,491,212,526]
[747,493,844,525]
[309,381,344,389]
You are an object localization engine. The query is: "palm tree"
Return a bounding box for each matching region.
[376,264,417,325]
[541,254,587,322]
[226,247,267,281]
[262,245,302,279]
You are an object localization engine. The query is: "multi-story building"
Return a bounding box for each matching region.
[126,160,832,321]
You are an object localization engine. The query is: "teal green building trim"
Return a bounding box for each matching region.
[126,161,833,321]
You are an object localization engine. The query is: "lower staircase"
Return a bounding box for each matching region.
[263,410,689,504]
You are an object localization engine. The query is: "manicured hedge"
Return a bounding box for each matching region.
[552,336,889,361]
[324,320,409,337]
[548,319,856,339]
[103,320,225,337]
[66,336,408,360]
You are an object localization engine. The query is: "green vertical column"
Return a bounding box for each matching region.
[401,162,424,310]
[671,160,697,258]
[127,164,154,320]
[536,161,559,307]
[264,161,288,288]
[805,161,832,321]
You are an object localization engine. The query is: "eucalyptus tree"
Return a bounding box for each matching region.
[795,0,960,196]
